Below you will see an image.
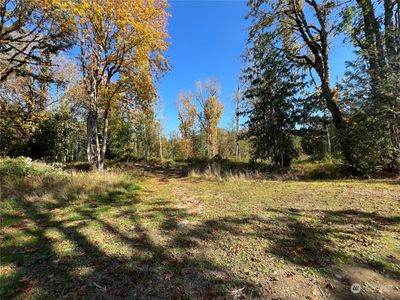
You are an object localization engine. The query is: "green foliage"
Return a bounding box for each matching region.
[0,157,56,177]
[342,58,400,174]
[0,105,86,162]
[243,45,304,168]
[30,109,86,162]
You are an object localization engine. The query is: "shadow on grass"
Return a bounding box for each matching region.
[1,173,399,299]
[0,176,258,299]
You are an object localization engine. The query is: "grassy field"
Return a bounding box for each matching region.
[1,162,399,299]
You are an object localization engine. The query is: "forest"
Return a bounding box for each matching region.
[0,0,399,299]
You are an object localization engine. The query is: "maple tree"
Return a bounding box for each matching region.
[43,0,169,170]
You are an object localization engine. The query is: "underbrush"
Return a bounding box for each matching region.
[0,158,140,211]
[0,157,60,178]
[186,158,351,180]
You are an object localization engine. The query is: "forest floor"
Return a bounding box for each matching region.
[1,164,400,299]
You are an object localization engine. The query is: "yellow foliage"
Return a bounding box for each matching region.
[40,0,169,107]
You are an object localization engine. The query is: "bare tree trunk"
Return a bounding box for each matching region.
[326,125,332,155]
[323,110,331,155]
[384,0,396,64]
[235,88,241,161]
[98,107,110,171]
[157,124,163,161]
[94,106,101,170]
[320,78,354,169]
[86,109,95,164]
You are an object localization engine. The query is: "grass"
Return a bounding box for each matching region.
[1,162,399,299]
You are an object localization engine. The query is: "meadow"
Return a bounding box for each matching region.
[1,159,399,299]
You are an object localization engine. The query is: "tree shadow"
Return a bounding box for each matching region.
[2,173,399,299]
[0,177,259,299]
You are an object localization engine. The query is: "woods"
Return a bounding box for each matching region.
[244,0,399,174]
[1,0,398,175]
[1,0,399,175]
[1,0,169,169]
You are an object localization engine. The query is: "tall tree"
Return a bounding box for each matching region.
[243,44,302,167]
[195,78,223,158]
[177,91,197,158]
[47,0,169,170]
[247,0,356,171]
[341,0,400,173]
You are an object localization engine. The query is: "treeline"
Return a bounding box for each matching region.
[0,0,170,170]
[1,0,399,175]
[243,0,399,175]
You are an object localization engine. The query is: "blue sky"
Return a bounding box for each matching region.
[157,0,355,135]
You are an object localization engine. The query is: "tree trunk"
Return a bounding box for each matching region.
[207,130,211,158]
[289,0,356,172]
[158,125,163,161]
[94,108,101,170]
[324,111,331,155]
[384,0,396,65]
[98,108,110,171]
[86,109,95,164]
[235,88,240,161]
[321,80,355,171]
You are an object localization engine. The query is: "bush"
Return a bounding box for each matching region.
[0,157,57,177]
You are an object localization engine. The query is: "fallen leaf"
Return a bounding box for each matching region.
[163,271,173,281]
[325,282,336,290]
[24,280,38,293]
[285,271,294,278]
[175,288,186,300]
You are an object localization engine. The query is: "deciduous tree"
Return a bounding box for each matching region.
[195,79,223,157]
[47,0,169,170]
[0,0,74,82]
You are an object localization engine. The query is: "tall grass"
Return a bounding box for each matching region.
[0,158,140,214]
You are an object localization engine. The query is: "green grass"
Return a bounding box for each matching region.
[1,164,399,299]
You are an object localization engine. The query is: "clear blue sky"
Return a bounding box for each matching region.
[156,0,355,135]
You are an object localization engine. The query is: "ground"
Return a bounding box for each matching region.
[1,165,399,299]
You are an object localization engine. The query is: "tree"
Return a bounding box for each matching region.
[195,79,223,158]
[177,91,197,159]
[340,0,400,173]
[0,53,88,160]
[48,0,169,170]
[0,0,74,82]
[243,43,303,168]
[247,0,356,171]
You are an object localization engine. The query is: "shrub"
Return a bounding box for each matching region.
[0,157,57,177]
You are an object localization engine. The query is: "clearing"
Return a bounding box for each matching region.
[1,166,399,299]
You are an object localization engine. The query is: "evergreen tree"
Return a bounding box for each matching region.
[243,45,303,168]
